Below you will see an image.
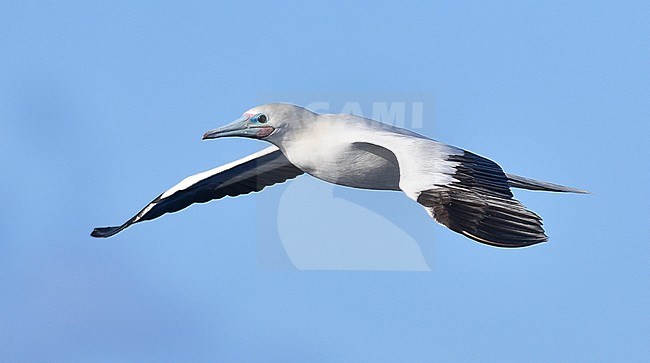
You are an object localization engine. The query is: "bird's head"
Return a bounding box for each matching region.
[202,103,315,144]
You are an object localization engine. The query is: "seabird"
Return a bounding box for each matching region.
[91,103,587,247]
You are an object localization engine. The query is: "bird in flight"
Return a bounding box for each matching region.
[91,103,587,247]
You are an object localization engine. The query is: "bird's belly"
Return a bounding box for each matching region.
[300,143,401,190]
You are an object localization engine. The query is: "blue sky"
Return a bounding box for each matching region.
[1,0,649,361]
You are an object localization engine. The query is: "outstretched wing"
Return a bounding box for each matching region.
[345,125,547,247]
[91,146,303,238]
[415,151,547,247]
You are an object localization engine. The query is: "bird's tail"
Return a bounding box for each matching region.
[505,173,589,194]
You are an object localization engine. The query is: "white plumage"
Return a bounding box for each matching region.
[92,103,587,247]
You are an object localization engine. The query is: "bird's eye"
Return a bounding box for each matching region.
[257,114,268,123]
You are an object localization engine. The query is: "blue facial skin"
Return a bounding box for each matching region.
[250,113,268,124]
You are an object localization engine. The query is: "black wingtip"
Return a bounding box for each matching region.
[90,226,122,238]
[461,230,548,248]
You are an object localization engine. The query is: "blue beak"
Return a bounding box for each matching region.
[202,115,275,140]
[202,116,257,139]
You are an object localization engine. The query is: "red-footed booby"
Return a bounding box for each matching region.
[91,103,587,247]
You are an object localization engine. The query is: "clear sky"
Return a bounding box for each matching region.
[1,1,649,361]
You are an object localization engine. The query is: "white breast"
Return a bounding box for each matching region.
[273,113,462,196]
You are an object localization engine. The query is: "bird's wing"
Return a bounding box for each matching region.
[352,130,547,247]
[414,150,547,248]
[91,146,303,238]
